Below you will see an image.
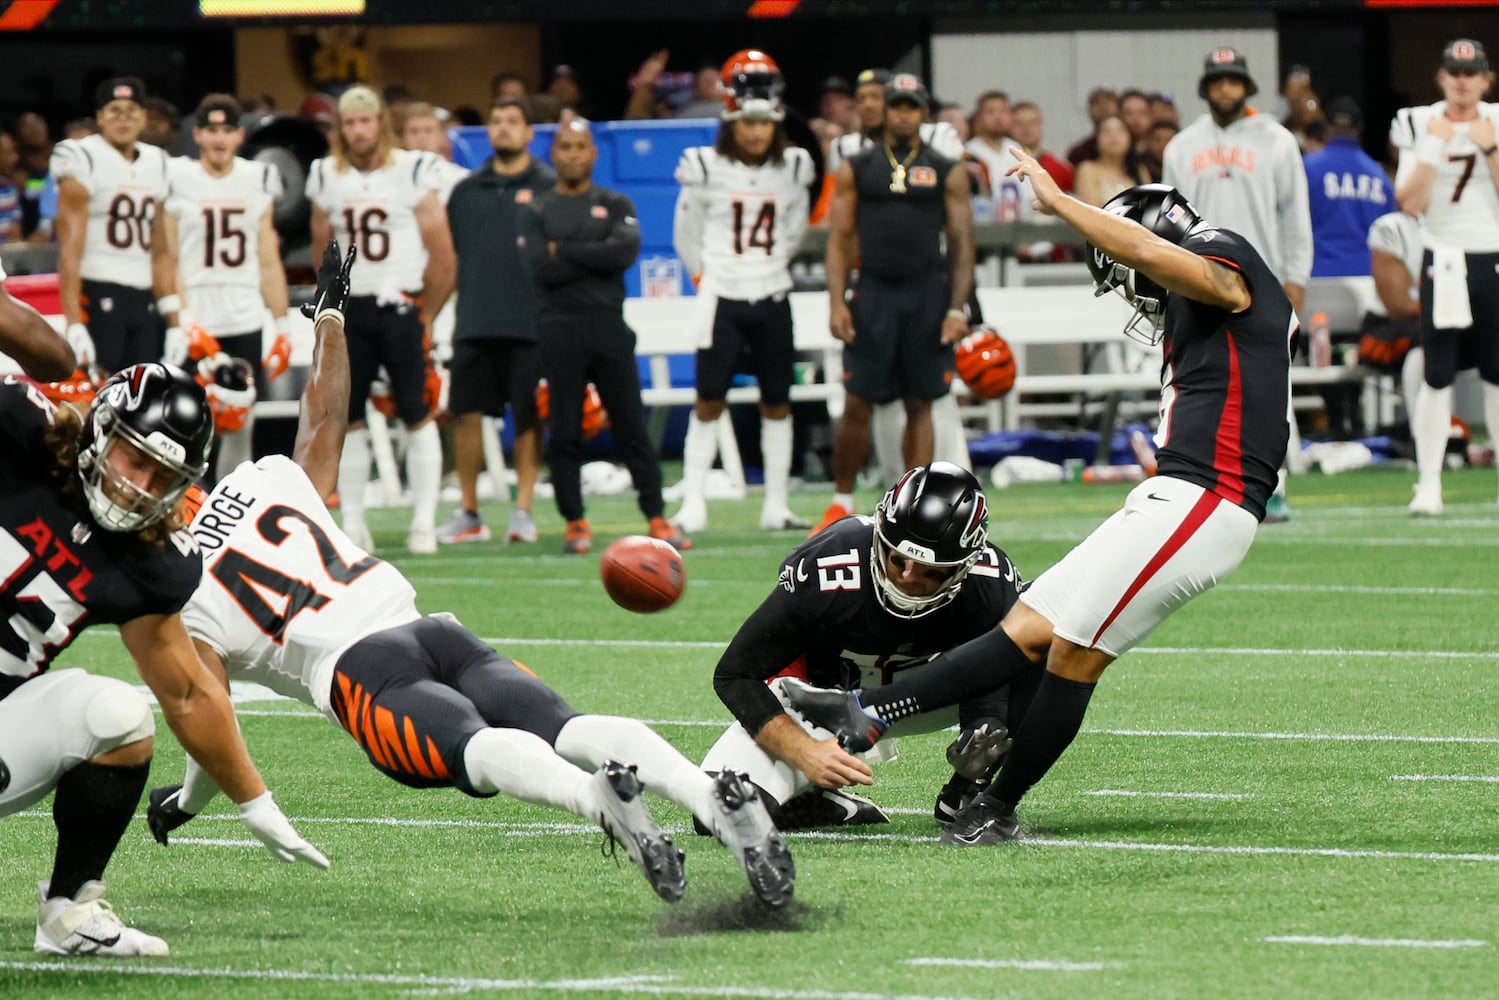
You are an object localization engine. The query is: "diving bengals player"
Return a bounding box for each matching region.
[147,241,798,909]
[669,48,813,536]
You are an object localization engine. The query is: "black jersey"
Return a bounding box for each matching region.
[0,377,201,699]
[714,515,1022,737]
[848,142,955,279]
[519,186,641,315]
[1153,227,1295,521]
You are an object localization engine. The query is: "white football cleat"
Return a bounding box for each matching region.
[1409,480,1443,517]
[406,527,438,555]
[344,521,376,553]
[35,881,169,957]
[759,508,812,532]
[670,501,707,534]
[593,761,686,903]
[710,770,795,908]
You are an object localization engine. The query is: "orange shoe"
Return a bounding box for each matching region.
[563,519,592,554]
[648,516,692,551]
[808,502,852,537]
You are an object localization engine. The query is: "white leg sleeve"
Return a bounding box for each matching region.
[463,728,597,818]
[215,424,253,481]
[405,421,442,532]
[1413,383,1454,481]
[699,723,806,807]
[176,755,222,814]
[931,393,971,470]
[872,402,905,486]
[680,415,720,505]
[553,715,717,830]
[338,428,371,530]
[759,415,794,514]
[1401,348,1425,418]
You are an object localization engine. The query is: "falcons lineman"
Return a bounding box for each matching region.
[153,93,293,485]
[306,85,456,554]
[670,49,813,534]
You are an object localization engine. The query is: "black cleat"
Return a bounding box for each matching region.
[145,785,196,845]
[933,773,986,828]
[778,677,888,753]
[594,761,687,902]
[938,792,1019,846]
[778,788,890,830]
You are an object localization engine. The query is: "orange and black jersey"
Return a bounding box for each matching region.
[0,377,199,698]
[713,515,1022,737]
[1154,228,1296,522]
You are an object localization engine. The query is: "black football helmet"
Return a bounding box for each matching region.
[1086,183,1204,346]
[78,363,213,532]
[871,462,990,619]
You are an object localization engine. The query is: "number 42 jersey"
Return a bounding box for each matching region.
[180,454,420,717]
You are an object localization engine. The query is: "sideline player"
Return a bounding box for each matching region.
[147,242,796,909]
[53,77,171,374]
[1393,39,1499,515]
[703,462,1029,828]
[307,85,455,554]
[670,49,812,535]
[153,93,293,484]
[0,348,326,956]
[786,163,1293,845]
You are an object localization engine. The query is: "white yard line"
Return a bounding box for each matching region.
[0,961,1000,1000]
[1219,583,1499,596]
[902,958,1117,971]
[1391,774,1499,783]
[1080,790,1249,800]
[1262,935,1488,949]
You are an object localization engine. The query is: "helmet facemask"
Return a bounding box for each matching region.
[1090,248,1169,347]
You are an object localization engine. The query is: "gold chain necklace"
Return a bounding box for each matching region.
[884,143,919,193]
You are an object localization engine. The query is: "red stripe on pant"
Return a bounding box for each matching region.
[1089,489,1222,648]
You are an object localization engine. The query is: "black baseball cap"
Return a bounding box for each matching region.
[1326,96,1363,131]
[1443,38,1489,73]
[820,75,853,97]
[1198,47,1258,99]
[884,73,929,108]
[95,76,146,111]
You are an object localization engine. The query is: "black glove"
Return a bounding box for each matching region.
[945,720,1013,781]
[146,785,197,845]
[300,239,358,323]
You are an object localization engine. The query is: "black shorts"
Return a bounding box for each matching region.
[694,296,795,406]
[82,280,162,374]
[845,271,954,404]
[329,616,579,796]
[447,338,543,424]
[1419,249,1499,387]
[344,295,437,425]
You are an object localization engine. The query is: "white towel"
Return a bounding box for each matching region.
[1430,247,1473,329]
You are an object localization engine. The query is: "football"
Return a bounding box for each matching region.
[599,535,685,613]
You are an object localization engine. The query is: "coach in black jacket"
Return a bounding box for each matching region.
[518,119,690,555]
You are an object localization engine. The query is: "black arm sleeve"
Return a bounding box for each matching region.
[556,193,641,275]
[712,592,812,737]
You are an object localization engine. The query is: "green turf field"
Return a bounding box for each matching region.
[4,465,1498,998]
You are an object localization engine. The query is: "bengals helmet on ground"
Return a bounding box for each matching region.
[954,327,1016,399]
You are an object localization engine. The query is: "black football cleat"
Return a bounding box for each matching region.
[145,785,197,846]
[777,788,890,830]
[778,677,888,753]
[938,791,1019,846]
[933,773,986,828]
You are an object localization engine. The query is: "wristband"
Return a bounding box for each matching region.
[1417,133,1446,166]
[946,308,967,321]
[156,294,182,316]
[274,313,291,335]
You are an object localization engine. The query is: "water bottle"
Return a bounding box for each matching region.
[1308,311,1332,368]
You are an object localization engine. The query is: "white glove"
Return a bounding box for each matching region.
[237,791,331,868]
[65,323,95,369]
[163,326,188,366]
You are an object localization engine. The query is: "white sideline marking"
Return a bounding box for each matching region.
[903,957,1116,971]
[1080,790,1249,800]
[1262,935,1488,949]
[1221,583,1499,596]
[1391,774,1499,783]
[0,961,997,1000]
[171,837,264,848]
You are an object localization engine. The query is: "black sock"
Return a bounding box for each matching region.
[863,626,1037,724]
[989,672,1096,807]
[49,761,150,900]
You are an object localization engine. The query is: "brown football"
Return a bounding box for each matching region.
[599,535,686,613]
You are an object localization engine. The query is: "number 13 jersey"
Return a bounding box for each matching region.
[181,455,419,717]
[673,145,811,302]
[49,134,170,289]
[305,149,445,296]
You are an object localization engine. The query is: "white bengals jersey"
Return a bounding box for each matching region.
[180,455,420,717]
[826,121,965,172]
[164,157,283,335]
[673,146,811,301]
[305,148,444,296]
[49,134,169,288]
[1391,101,1499,252]
[964,137,1036,222]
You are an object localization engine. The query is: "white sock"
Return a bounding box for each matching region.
[338,428,371,531]
[463,728,597,818]
[833,491,855,512]
[760,416,793,514]
[1484,382,1499,498]
[931,393,970,469]
[872,402,904,486]
[1413,384,1454,482]
[406,422,442,532]
[1401,348,1425,418]
[1275,467,1287,499]
[554,715,718,831]
[177,754,222,814]
[216,424,253,481]
[681,415,719,507]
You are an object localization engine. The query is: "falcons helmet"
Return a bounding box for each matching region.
[871,462,990,619]
[720,48,785,121]
[1086,183,1205,346]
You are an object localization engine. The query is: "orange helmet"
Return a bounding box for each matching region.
[720,48,785,121]
[954,327,1017,400]
[535,380,609,440]
[38,367,103,413]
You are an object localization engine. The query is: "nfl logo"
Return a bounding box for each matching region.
[640,256,682,298]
